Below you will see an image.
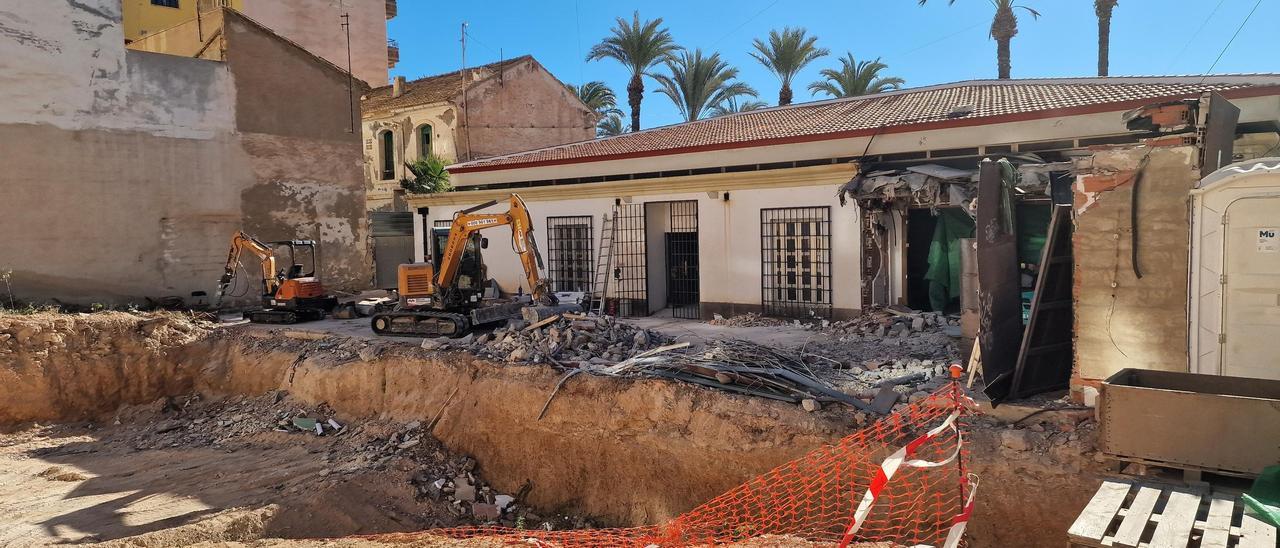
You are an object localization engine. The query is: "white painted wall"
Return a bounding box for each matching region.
[415,184,862,315]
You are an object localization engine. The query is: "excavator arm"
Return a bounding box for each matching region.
[215,231,279,307]
[436,194,553,304]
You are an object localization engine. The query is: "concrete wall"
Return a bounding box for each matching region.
[0,0,369,306]
[1071,144,1201,388]
[409,174,862,320]
[460,58,596,161]
[240,0,388,87]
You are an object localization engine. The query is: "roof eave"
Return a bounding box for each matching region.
[449,84,1280,175]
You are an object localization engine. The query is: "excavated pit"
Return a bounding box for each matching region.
[0,312,1107,547]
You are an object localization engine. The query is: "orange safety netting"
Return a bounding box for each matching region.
[373,382,975,547]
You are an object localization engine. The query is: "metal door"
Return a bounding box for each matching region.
[1222,195,1280,380]
[667,201,699,319]
[371,212,414,290]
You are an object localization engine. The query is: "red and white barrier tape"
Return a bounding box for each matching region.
[837,409,965,548]
[938,474,979,548]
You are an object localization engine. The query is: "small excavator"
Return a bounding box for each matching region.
[370,193,560,338]
[214,231,338,323]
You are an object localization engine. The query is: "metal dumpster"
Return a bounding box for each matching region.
[1099,368,1280,477]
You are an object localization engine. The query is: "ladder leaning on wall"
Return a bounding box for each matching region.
[589,212,615,316]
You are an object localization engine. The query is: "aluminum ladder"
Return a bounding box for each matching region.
[589,212,615,316]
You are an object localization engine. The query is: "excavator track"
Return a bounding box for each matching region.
[370,311,470,338]
[246,308,325,324]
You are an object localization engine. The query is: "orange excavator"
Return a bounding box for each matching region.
[370,193,559,337]
[214,231,337,323]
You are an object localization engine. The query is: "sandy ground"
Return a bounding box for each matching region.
[0,421,445,546]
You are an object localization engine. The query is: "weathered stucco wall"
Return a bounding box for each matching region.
[1072,144,1200,386]
[240,0,388,87]
[0,0,234,138]
[0,0,370,305]
[462,58,596,160]
[223,10,370,290]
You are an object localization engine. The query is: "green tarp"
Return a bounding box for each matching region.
[924,209,976,312]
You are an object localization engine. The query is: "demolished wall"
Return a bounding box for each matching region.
[0,0,370,306]
[1070,144,1200,391]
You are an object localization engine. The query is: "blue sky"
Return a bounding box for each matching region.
[388,0,1279,129]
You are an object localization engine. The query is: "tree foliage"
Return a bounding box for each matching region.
[709,97,769,117]
[651,49,758,122]
[918,0,1039,79]
[585,11,682,132]
[807,53,905,98]
[400,155,452,194]
[749,27,828,106]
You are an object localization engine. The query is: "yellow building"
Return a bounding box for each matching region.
[122,0,243,42]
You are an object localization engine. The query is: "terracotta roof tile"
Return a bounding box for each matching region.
[363,55,532,117]
[450,76,1280,173]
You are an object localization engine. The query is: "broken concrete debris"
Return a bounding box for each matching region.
[422,314,666,366]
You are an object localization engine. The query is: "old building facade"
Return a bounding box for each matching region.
[360,56,597,212]
[122,0,395,86]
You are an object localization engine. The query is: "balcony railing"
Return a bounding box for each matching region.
[385,0,397,20]
[387,39,399,68]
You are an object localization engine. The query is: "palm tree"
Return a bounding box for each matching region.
[807,53,905,98]
[567,81,623,117]
[1095,0,1118,76]
[919,0,1040,79]
[650,49,758,122]
[585,12,681,132]
[598,114,625,137]
[709,97,770,117]
[749,27,829,106]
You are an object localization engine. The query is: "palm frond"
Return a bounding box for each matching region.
[807,53,904,98]
[652,49,757,122]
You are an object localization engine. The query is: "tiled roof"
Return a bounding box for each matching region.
[363,55,533,117]
[449,75,1280,173]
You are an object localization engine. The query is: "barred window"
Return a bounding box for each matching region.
[546,216,593,293]
[761,207,832,318]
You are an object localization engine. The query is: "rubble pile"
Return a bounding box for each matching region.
[823,306,962,339]
[95,392,562,528]
[423,314,666,366]
[708,313,784,328]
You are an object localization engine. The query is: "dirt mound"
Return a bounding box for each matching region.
[0,311,214,426]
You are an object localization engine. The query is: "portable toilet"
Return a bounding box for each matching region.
[1189,157,1280,380]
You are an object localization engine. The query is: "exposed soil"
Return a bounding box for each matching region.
[0,312,1108,547]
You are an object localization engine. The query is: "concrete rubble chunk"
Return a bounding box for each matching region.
[800,399,820,412]
[453,477,476,502]
[471,502,501,520]
[493,494,515,511]
[1000,429,1033,451]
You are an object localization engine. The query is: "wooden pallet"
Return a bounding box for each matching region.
[1069,480,1277,548]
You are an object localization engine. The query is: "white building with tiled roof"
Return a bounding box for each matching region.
[407,75,1280,322]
